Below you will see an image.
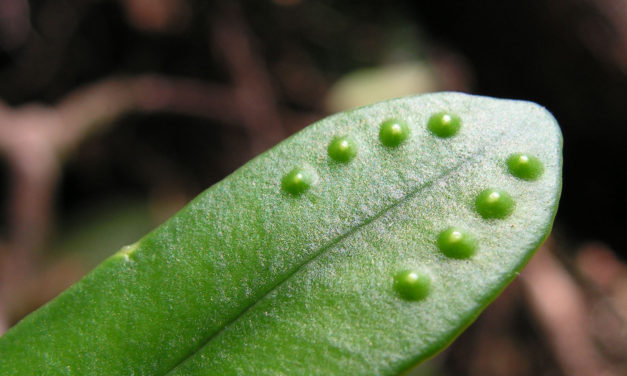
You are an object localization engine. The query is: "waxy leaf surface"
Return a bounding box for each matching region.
[0,92,562,375]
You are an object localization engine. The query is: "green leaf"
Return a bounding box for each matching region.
[0,92,562,375]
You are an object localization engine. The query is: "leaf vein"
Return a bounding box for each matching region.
[164,135,501,375]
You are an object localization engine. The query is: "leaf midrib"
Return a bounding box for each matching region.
[163,132,502,375]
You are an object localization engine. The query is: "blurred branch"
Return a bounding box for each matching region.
[521,242,620,376]
[0,0,88,99]
[55,75,240,153]
[210,2,285,152]
[0,0,30,51]
[0,302,6,335]
[0,75,238,246]
[0,2,323,333]
[117,0,192,33]
[0,74,243,333]
[581,0,627,73]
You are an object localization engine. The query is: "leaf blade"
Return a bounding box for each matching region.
[0,92,562,375]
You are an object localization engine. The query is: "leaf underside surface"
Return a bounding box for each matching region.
[0,92,562,375]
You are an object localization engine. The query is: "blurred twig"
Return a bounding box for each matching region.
[0,0,90,98]
[0,76,238,245]
[210,2,285,153]
[521,242,621,376]
[0,1,324,334]
[0,74,245,332]
[581,0,627,73]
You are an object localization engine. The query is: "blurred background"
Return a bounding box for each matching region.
[0,1,625,375]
